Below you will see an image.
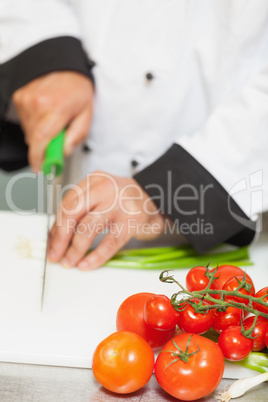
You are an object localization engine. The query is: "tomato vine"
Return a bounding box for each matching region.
[160,267,268,320]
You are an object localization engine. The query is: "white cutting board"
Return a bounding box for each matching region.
[0,211,267,379]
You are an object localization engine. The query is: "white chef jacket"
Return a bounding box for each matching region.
[0,0,267,251]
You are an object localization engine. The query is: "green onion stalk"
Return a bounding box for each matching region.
[103,245,251,270]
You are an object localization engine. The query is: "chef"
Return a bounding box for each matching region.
[0,0,267,270]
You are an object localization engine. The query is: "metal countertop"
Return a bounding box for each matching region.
[0,362,267,401]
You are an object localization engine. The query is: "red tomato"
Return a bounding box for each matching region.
[155,333,224,401]
[116,293,175,348]
[213,307,244,333]
[253,287,268,315]
[186,266,219,301]
[212,265,253,290]
[265,331,268,349]
[186,266,217,292]
[218,325,253,361]
[223,275,255,306]
[177,299,215,334]
[92,331,154,394]
[243,316,268,352]
[144,294,180,330]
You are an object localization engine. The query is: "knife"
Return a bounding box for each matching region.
[41,130,65,310]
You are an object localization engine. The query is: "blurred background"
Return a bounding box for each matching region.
[0,167,39,211]
[1,167,268,232]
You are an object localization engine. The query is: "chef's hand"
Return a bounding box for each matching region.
[13,71,94,172]
[48,172,165,270]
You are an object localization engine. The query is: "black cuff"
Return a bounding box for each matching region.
[134,144,256,253]
[0,121,28,171]
[0,36,95,117]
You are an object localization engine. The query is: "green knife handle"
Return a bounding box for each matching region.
[42,130,65,176]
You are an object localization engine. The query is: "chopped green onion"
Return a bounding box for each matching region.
[116,246,181,256]
[139,249,197,264]
[103,245,251,270]
[231,351,268,373]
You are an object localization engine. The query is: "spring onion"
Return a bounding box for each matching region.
[219,372,268,401]
[116,246,181,256]
[231,351,268,373]
[103,245,251,270]
[15,236,46,260]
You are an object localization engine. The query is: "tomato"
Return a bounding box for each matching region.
[265,331,268,349]
[223,275,255,306]
[177,299,215,334]
[243,316,268,351]
[155,333,224,401]
[144,294,180,331]
[212,265,253,290]
[213,307,244,333]
[218,325,253,361]
[92,331,154,394]
[186,266,217,292]
[253,287,268,315]
[116,293,175,348]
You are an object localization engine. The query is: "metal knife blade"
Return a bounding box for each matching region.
[41,164,56,311]
[41,130,65,311]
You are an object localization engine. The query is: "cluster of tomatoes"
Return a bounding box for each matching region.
[92,264,268,401]
[185,264,268,361]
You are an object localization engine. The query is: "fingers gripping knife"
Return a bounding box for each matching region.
[41,130,65,310]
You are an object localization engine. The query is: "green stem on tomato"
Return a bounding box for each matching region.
[160,268,268,319]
